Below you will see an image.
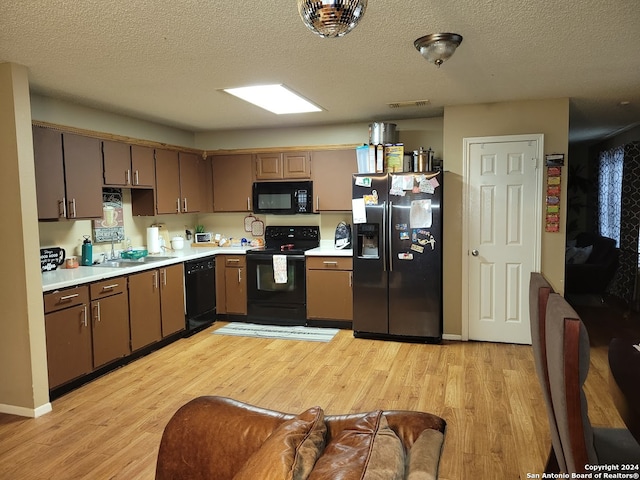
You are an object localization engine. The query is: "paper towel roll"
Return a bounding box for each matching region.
[146,227,160,254]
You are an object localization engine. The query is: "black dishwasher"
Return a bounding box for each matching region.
[184,256,216,336]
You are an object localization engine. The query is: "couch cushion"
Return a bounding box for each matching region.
[565,245,593,264]
[233,405,326,480]
[307,411,405,480]
[405,428,445,480]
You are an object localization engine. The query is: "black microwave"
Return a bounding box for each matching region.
[252,181,313,215]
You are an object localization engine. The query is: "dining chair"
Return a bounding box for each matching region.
[545,293,640,473]
[528,272,565,472]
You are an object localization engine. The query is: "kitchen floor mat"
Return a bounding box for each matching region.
[212,322,338,342]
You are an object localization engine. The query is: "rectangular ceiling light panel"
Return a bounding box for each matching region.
[223,84,322,114]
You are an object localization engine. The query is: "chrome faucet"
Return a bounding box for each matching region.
[110,232,121,260]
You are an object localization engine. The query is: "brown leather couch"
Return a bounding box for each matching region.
[156,396,447,480]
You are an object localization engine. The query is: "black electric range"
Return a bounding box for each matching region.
[245,226,320,325]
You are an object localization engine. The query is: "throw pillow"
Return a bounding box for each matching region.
[565,244,593,264]
[307,411,405,480]
[233,406,326,480]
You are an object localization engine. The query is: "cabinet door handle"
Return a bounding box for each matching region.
[101,284,119,291]
[161,269,167,286]
[134,170,139,185]
[94,302,101,323]
[183,198,188,212]
[82,305,88,327]
[238,268,241,283]
[323,261,338,266]
[126,169,131,185]
[176,198,181,213]
[70,198,77,218]
[58,198,67,218]
[316,195,320,211]
[227,258,240,263]
[153,271,158,290]
[247,197,251,211]
[349,271,352,287]
[59,293,80,302]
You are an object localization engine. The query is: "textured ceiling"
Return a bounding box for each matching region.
[1,0,639,143]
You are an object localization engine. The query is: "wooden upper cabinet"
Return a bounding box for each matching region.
[283,152,311,178]
[212,154,253,212]
[155,149,181,214]
[102,140,131,186]
[130,145,155,187]
[311,149,357,211]
[33,126,66,220]
[62,133,103,219]
[255,151,311,180]
[179,152,202,213]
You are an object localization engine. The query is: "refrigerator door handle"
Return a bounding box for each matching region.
[382,201,387,272]
[388,201,393,272]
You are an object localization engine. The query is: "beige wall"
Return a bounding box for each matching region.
[31,94,196,148]
[0,63,50,416]
[443,98,570,336]
[195,117,444,157]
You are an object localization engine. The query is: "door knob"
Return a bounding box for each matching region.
[471,249,479,256]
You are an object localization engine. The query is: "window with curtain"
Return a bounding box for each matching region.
[597,145,623,247]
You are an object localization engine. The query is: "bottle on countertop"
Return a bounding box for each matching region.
[81,236,93,266]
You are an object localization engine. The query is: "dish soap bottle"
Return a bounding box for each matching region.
[81,235,93,266]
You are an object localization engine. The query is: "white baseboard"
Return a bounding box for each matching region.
[442,333,463,341]
[0,401,52,418]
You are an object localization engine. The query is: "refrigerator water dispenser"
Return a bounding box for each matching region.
[357,224,379,258]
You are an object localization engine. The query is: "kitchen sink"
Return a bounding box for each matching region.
[93,256,174,268]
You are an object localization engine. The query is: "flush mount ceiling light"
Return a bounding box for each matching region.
[414,33,463,67]
[223,84,322,115]
[297,0,367,38]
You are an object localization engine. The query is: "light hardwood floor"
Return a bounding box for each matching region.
[0,315,627,480]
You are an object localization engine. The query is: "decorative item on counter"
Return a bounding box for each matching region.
[171,236,184,250]
[40,247,66,272]
[334,221,352,249]
[65,257,79,269]
[195,224,206,234]
[81,236,93,266]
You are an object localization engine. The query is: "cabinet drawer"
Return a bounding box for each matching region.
[306,257,352,270]
[44,286,89,313]
[90,277,127,299]
[224,256,246,267]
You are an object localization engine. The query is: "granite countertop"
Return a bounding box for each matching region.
[42,243,353,293]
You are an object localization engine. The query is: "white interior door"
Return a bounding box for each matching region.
[464,135,543,344]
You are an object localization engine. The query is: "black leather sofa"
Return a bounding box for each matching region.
[564,232,619,295]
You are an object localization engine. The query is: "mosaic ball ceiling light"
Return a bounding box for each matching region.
[297,0,368,38]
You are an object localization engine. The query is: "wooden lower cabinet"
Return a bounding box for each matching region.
[90,277,130,369]
[306,257,353,324]
[160,264,186,337]
[216,255,247,315]
[44,286,92,389]
[128,269,163,351]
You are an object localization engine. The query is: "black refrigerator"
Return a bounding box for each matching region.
[352,171,443,342]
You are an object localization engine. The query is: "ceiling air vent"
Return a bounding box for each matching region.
[387,100,430,109]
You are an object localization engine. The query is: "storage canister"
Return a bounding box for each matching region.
[369,122,397,145]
